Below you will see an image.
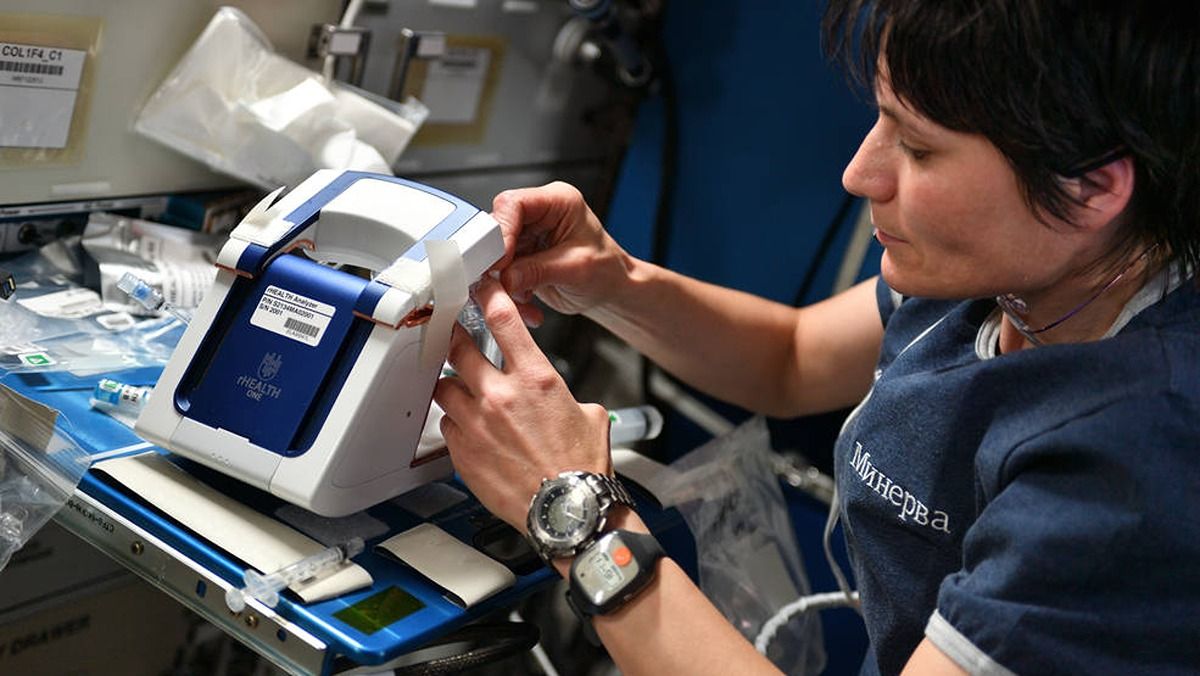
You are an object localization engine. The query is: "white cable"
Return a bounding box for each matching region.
[754,590,860,655]
[832,200,875,294]
[323,0,365,81]
[647,369,735,437]
[822,485,859,607]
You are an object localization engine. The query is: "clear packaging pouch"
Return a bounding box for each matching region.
[0,227,189,377]
[0,316,184,378]
[134,6,428,190]
[80,212,222,316]
[660,416,826,674]
[0,384,90,572]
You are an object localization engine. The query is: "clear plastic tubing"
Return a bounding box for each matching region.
[90,378,153,414]
[608,406,664,446]
[225,538,365,612]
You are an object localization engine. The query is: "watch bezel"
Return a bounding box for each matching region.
[527,473,603,558]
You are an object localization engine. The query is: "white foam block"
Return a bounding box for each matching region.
[376,523,515,608]
[95,452,372,603]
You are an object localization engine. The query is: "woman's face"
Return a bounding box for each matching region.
[842,75,1090,300]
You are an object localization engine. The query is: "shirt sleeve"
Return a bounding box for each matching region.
[931,392,1200,675]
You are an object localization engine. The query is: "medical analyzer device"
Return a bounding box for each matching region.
[136,170,503,516]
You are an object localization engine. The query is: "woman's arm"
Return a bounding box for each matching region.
[572,508,783,676]
[589,262,882,416]
[490,183,883,417]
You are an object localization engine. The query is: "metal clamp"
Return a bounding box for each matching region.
[309,23,373,86]
[389,29,446,101]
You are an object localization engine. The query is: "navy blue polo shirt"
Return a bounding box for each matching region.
[834,273,1200,675]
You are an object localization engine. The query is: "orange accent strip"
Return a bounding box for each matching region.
[401,304,434,327]
[350,304,435,329]
[214,263,254,279]
[352,310,399,329]
[282,238,316,254]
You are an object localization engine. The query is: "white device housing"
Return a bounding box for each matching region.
[136,170,504,516]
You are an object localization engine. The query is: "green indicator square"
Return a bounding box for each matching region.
[334,586,425,635]
[18,352,53,366]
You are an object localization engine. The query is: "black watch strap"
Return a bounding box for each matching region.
[565,589,604,647]
[567,529,664,623]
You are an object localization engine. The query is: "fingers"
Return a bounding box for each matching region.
[490,182,585,267]
[499,242,589,297]
[515,301,545,328]
[489,190,525,270]
[433,373,472,414]
[473,278,543,372]
[444,324,495,392]
[437,408,461,447]
[492,182,583,235]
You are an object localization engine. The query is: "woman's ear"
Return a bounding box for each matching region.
[1065,155,1135,230]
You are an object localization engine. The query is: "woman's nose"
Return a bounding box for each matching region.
[842,121,895,203]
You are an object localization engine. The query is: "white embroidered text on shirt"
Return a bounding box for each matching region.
[850,442,951,534]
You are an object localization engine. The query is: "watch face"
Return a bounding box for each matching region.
[575,542,631,600]
[571,530,651,614]
[530,476,600,553]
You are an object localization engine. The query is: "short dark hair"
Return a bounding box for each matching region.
[823,1,1200,272]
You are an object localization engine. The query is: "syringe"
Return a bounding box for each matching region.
[117,272,191,324]
[224,538,365,612]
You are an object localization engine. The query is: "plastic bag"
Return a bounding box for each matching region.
[660,416,826,674]
[0,245,127,371]
[80,212,221,316]
[0,224,190,377]
[0,316,184,377]
[134,6,428,190]
[0,384,90,572]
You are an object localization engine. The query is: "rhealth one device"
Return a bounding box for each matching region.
[136,170,504,516]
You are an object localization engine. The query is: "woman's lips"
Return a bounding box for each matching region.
[873,226,907,245]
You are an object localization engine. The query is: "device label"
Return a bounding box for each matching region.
[0,41,86,149]
[249,285,335,347]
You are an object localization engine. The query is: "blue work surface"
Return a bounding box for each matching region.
[2,368,571,671]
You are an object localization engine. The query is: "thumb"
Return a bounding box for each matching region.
[501,247,592,297]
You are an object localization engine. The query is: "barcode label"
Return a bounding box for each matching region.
[0,61,63,76]
[250,285,335,347]
[284,317,320,338]
[0,42,87,148]
[0,43,85,88]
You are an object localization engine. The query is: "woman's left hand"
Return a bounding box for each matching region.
[433,278,612,531]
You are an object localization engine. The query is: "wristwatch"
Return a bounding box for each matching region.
[568,529,664,616]
[526,471,635,561]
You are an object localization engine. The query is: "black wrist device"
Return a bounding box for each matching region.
[567,529,664,618]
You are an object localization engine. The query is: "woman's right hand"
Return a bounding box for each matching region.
[490,182,635,326]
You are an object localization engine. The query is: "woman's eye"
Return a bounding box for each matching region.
[898,140,931,161]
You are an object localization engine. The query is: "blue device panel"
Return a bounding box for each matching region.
[179,254,368,455]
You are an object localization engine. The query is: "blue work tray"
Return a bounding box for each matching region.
[3,368,558,669]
